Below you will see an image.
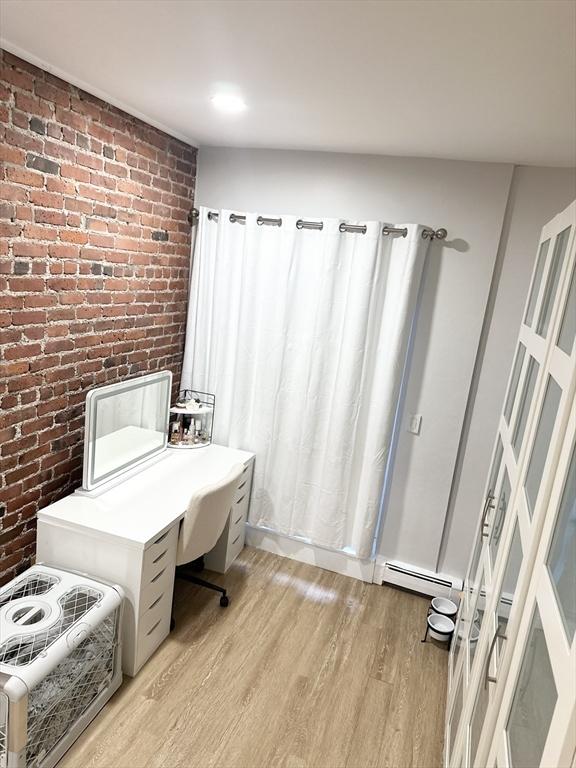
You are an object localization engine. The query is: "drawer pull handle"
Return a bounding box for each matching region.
[148,593,164,611]
[237,480,247,491]
[234,514,243,526]
[232,534,241,546]
[147,619,161,636]
[236,495,246,505]
[153,549,167,565]
[153,530,170,545]
[151,567,166,584]
[242,465,249,474]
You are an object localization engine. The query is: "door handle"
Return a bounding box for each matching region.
[481,493,495,537]
[485,626,507,688]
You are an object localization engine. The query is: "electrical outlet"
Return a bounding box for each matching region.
[408,414,422,435]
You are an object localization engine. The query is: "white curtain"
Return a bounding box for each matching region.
[182,207,429,559]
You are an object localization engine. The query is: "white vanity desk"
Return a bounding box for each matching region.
[37,443,255,677]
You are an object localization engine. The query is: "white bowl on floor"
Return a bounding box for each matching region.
[427,612,455,641]
[430,596,458,618]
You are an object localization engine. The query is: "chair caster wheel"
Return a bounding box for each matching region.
[170,617,176,632]
[220,595,229,608]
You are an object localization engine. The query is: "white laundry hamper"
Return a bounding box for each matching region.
[0,564,123,768]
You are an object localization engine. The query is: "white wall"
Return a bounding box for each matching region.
[196,146,514,579]
[438,165,576,578]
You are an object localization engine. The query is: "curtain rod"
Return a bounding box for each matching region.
[188,207,447,241]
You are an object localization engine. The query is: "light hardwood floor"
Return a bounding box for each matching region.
[59,547,448,768]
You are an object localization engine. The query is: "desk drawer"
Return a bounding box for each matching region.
[139,561,175,617]
[226,527,246,564]
[235,476,250,502]
[232,488,250,525]
[135,602,171,673]
[143,524,178,583]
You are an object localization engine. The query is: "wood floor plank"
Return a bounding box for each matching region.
[345,677,394,768]
[57,548,448,768]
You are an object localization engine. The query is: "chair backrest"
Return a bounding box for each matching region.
[176,463,245,566]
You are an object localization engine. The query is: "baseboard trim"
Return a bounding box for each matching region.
[374,557,463,598]
[245,526,375,583]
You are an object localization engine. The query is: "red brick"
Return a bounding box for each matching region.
[35,81,70,108]
[6,167,44,187]
[0,183,28,202]
[34,209,66,226]
[0,144,26,164]
[60,164,90,182]
[11,310,46,325]
[1,65,34,91]
[8,277,45,292]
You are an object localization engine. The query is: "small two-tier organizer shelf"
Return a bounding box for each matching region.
[168,390,215,449]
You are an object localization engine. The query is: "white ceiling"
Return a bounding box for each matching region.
[1,0,575,167]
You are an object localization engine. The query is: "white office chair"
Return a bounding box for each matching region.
[174,463,244,610]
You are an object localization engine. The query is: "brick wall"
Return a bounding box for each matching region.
[0,51,197,584]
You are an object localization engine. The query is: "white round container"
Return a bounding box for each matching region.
[427,612,455,641]
[430,596,458,618]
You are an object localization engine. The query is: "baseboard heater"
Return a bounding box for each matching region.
[377,560,463,598]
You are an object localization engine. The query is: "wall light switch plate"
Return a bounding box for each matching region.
[408,414,422,435]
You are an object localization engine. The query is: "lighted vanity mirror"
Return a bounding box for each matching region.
[82,371,172,491]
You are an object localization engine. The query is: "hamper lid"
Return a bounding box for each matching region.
[0,565,122,686]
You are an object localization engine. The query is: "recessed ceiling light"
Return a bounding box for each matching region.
[211,93,247,114]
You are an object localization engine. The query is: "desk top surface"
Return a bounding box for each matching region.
[37,443,254,548]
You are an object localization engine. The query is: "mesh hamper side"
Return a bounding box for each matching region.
[0,690,7,768]
[25,608,119,768]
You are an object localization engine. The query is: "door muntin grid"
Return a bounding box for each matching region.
[450,202,576,768]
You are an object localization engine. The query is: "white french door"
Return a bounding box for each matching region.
[445,200,576,768]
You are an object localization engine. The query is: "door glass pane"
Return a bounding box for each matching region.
[557,262,576,355]
[452,616,467,679]
[525,375,561,516]
[506,606,557,768]
[536,226,571,337]
[449,664,465,759]
[487,437,504,496]
[512,356,539,459]
[496,521,523,650]
[546,444,576,645]
[490,470,510,566]
[466,521,485,614]
[470,673,489,767]
[504,344,526,425]
[524,239,550,327]
[469,566,486,671]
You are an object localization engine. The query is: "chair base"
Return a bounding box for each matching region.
[178,570,229,605]
[171,566,230,630]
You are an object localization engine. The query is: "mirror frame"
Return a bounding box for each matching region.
[82,370,172,491]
